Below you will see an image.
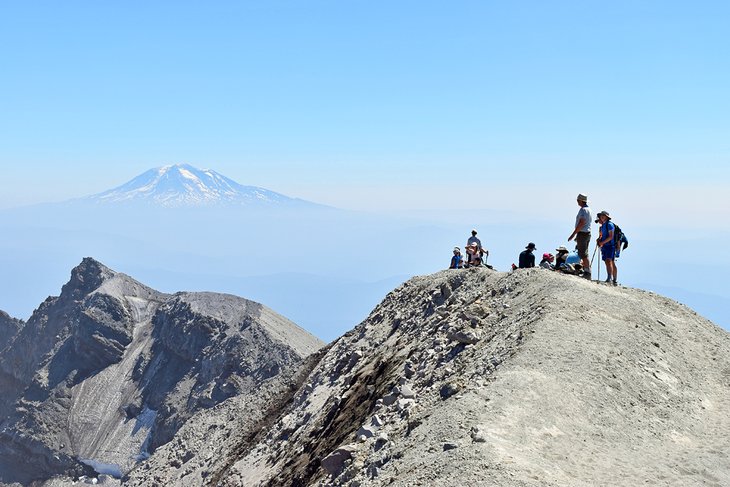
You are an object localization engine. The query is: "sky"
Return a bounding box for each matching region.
[1,1,729,219]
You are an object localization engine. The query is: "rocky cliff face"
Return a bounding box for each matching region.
[199,267,728,487]
[0,311,23,348]
[0,258,324,485]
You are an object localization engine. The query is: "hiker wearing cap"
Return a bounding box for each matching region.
[466,229,488,265]
[449,247,464,269]
[467,229,482,251]
[554,246,570,270]
[539,252,555,269]
[518,242,536,269]
[596,211,617,286]
[465,242,482,267]
[568,194,592,279]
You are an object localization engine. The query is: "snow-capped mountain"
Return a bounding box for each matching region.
[83,164,320,208]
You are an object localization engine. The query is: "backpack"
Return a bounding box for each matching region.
[613,223,627,249]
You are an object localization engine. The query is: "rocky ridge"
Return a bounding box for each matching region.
[2,263,729,486]
[204,267,729,486]
[0,258,324,485]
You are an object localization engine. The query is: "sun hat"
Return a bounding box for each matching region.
[453,247,461,253]
[595,210,611,223]
[577,194,588,202]
[555,246,569,252]
[526,242,536,250]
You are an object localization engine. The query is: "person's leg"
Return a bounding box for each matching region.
[577,233,591,276]
[613,260,618,282]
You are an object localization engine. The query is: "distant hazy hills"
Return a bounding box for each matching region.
[77,164,325,209]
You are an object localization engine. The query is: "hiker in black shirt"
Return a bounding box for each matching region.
[554,246,570,270]
[518,242,536,268]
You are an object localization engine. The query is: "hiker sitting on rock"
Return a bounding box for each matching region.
[466,229,488,265]
[539,253,554,269]
[518,242,537,268]
[554,246,570,270]
[465,242,482,267]
[449,247,464,269]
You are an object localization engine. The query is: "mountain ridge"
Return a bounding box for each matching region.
[0,258,324,485]
[126,267,730,487]
[2,262,729,486]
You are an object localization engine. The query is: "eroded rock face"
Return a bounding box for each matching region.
[211,268,730,487]
[0,258,324,485]
[0,310,23,348]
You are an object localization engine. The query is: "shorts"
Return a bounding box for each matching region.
[601,244,616,261]
[576,232,591,258]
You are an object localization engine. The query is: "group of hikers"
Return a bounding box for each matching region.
[449,193,629,286]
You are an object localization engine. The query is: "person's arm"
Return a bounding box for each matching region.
[569,214,586,241]
[598,226,614,247]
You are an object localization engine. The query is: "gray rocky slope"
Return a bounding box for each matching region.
[129,267,730,486]
[0,258,323,486]
[0,311,23,347]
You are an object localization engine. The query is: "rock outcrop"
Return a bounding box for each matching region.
[0,311,23,348]
[208,267,730,487]
[0,258,324,485]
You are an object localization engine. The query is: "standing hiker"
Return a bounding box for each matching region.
[568,193,592,279]
[518,242,537,268]
[596,211,617,285]
[467,229,481,251]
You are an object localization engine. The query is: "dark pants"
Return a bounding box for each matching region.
[576,232,591,259]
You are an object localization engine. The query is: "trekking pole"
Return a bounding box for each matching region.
[590,244,599,281]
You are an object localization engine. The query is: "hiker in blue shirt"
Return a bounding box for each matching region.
[449,247,464,269]
[596,211,617,286]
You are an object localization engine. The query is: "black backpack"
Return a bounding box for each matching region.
[613,223,627,249]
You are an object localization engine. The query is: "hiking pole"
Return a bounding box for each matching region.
[590,244,599,281]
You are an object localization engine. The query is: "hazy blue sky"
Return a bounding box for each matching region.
[1,1,728,220]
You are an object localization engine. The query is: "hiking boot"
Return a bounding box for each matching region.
[604,277,611,283]
[612,280,618,286]
[582,272,592,280]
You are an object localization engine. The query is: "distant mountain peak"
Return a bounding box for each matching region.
[83,164,321,208]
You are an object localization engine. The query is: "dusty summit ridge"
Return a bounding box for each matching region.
[210,267,730,487]
[1,262,729,486]
[0,258,324,485]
